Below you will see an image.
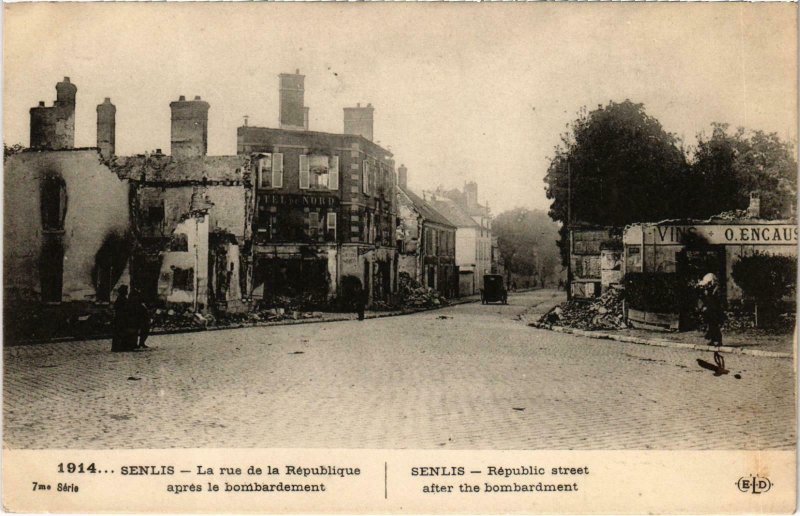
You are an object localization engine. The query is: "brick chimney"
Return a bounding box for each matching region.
[96,97,116,160]
[279,70,306,130]
[170,95,210,159]
[398,164,408,189]
[747,192,761,219]
[30,77,76,150]
[464,181,478,210]
[343,102,374,141]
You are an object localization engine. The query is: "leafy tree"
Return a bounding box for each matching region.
[493,208,561,286]
[691,124,797,219]
[544,101,691,264]
[731,252,796,327]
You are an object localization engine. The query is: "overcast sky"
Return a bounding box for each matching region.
[4,3,796,214]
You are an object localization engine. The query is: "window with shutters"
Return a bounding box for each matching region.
[299,154,310,189]
[370,163,376,197]
[328,155,339,191]
[272,153,283,188]
[308,155,329,190]
[257,153,283,189]
[362,161,369,195]
[326,212,337,241]
[308,212,320,241]
[257,154,272,188]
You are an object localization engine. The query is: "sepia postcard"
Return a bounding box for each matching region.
[2,2,797,514]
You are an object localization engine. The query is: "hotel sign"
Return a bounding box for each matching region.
[652,224,798,245]
[261,193,339,207]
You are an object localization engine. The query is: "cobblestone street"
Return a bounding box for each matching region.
[4,290,795,450]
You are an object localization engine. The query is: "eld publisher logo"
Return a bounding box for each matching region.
[737,476,772,494]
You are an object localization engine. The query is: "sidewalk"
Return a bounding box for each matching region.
[5,293,484,347]
[530,320,794,358]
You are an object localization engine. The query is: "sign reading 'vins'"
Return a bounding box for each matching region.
[653,224,799,245]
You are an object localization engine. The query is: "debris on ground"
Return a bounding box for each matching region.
[398,273,448,309]
[540,285,628,330]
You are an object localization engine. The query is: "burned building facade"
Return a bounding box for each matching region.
[5,80,131,340]
[396,165,458,298]
[115,96,253,314]
[237,71,398,305]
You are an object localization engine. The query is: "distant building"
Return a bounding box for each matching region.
[431,182,493,295]
[236,71,398,306]
[396,165,458,298]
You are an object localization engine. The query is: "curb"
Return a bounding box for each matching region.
[529,322,792,359]
[7,296,483,347]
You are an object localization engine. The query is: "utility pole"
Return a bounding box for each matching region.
[566,159,573,300]
[567,159,571,226]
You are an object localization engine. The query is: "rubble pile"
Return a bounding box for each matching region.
[151,305,325,331]
[540,286,628,330]
[712,209,748,221]
[398,273,447,308]
[150,307,211,331]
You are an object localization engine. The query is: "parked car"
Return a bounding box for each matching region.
[481,274,508,304]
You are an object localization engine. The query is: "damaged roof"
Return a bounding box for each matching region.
[400,186,456,229]
[427,197,481,228]
[112,154,250,184]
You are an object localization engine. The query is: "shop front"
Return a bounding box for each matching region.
[623,219,798,329]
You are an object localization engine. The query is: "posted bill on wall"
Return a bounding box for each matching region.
[3,2,797,514]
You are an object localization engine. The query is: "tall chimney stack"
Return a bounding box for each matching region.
[170,95,210,159]
[30,78,77,150]
[96,97,116,160]
[279,70,306,130]
[343,102,374,141]
[464,181,478,209]
[398,164,408,189]
[747,192,761,219]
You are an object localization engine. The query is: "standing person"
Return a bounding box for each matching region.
[355,283,367,321]
[129,288,151,349]
[111,286,130,352]
[698,273,726,373]
[698,273,724,347]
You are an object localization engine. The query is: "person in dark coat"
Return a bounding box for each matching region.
[128,289,151,349]
[111,286,133,352]
[355,284,367,321]
[699,273,724,346]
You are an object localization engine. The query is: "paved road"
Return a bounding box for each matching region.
[4,290,795,449]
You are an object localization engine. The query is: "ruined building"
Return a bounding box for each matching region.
[5,79,131,339]
[115,95,253,313]
[396,165,458,298]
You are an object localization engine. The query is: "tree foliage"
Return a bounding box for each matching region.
[492,208,561,284]
[544,101,690,231]
[731,252,796,304]
[691,124,797,219]
[544,101,798,266]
